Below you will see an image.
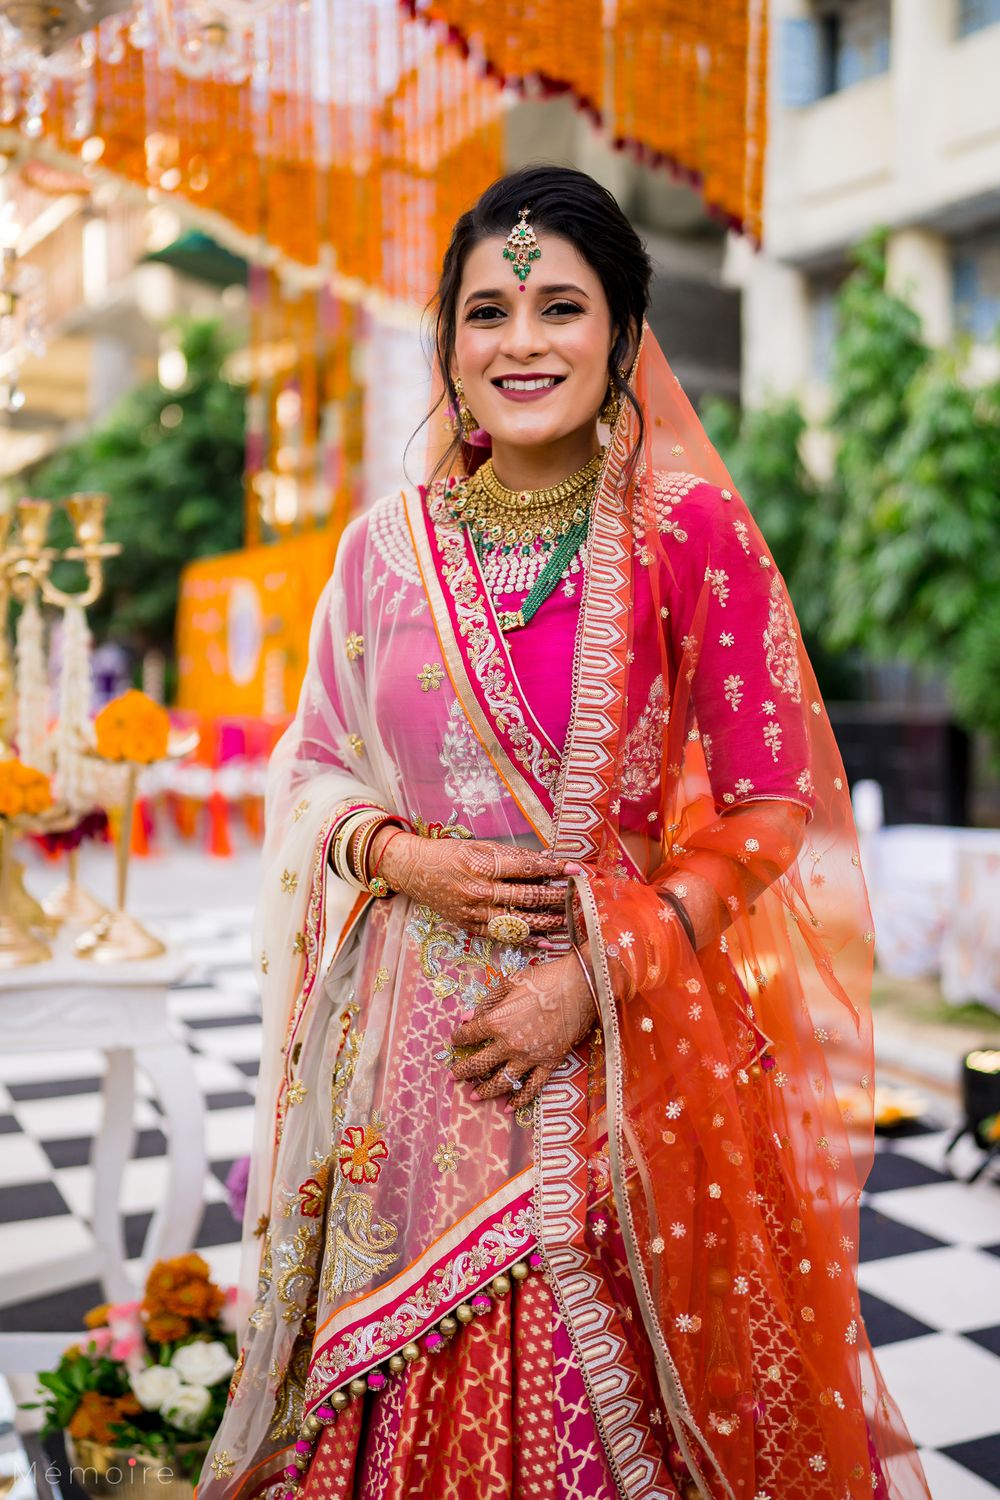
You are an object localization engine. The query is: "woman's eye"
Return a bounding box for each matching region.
[545,301,583,316]
[468,305,504,321]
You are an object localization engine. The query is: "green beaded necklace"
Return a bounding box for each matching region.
[474,512,590,631]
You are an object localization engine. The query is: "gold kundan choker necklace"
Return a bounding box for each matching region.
[446,451,604,548]
[442,450,604,630]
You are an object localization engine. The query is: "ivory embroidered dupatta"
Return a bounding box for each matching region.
[198,326,930,1500]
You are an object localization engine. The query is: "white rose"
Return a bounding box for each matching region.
[131,1364,184,1412]
[163,1384,212,1433]
[171,1340,235,1388]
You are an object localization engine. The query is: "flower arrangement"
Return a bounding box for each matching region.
[0,758,54,820]
[94,691,171,765]
[23,1254,238,1482]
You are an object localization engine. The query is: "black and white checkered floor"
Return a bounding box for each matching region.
[0,902,998,1498]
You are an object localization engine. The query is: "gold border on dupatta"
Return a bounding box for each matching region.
[570,877,736,1500]
[402,486,555,845]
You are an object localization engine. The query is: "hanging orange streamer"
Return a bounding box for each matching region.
[405,0,768,242]
[36,2,505,305]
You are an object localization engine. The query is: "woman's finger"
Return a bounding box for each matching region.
[513,1062,554,1107]
[491,880,567,911]
[473,1054,532,1101]
[464,908,566,939]
[451,1037,511,1080]
[489,845,567,881]
[449,1009,497,1048]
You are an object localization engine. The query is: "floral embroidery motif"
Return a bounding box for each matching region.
[321,1181,399,1299]
[417,662,445,692]
[345,632,365,662]
[280,869,298,894]
[732,518,751,554]
[286,1079,307,1106]
[211,1452,236,1480]
[292,799,310,821]
[705,566,730,607]
[295,1170,328,1219]
[275,1223,322,1322]
[723,674,744,712]
[347,733,365,757]
[763,571,803,703]
[439,697,504,818]
[433,1139,462,1174]
[338,1123,389,1184]
[763,721,783,762]
[619,675,664,802]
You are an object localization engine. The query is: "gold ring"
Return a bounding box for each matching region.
[487,911,530,945]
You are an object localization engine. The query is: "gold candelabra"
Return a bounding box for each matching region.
[0,493,121,750]
[0,493,121,959]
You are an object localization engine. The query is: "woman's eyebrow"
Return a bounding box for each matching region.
[461,281,591,311]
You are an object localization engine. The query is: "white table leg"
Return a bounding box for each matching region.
[135,1039,207,1275]
[90,1048,137,1303]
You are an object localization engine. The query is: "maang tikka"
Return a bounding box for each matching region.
[503,205,541,287]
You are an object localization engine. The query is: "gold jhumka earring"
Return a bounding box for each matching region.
[452,375,479,439]
[599,367,629,426]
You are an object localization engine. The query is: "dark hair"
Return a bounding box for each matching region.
[414,164,653,482]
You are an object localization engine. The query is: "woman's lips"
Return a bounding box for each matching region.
[492,376,566,404]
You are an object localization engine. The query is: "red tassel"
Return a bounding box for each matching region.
[130,796,152,857]
[207,789,233,858]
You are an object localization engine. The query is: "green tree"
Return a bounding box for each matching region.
[30,318,246,657]
[825,233,931,653]
[700,393,859,698]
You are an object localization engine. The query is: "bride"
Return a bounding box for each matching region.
[198,164,930,1500]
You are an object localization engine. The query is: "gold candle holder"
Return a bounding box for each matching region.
[0,821,51,968]
[75,728,198,964]
[42,846,109,927]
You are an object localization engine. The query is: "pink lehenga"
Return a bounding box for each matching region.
[197,327,930,1500]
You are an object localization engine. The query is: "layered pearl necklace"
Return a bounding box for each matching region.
[443,451,602,630]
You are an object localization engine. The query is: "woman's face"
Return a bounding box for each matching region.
[451,233,616,453]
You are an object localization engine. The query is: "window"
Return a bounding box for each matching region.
[953,231,1000,341]
[779,1,890,106]
[957,0,1000,37]
[810,277,845,383]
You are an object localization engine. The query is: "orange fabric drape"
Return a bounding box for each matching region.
[34,2,505,306]
[404,0,768,242]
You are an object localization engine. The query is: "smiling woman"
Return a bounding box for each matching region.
[197,166,931,1500]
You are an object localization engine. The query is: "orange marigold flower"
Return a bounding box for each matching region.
[67,1391,139,1444]
[144,1312,190,1344]
[94,691,170,765]
[338,1124,389,1184]
[0,759,53,821]
[83,1303,111,1329]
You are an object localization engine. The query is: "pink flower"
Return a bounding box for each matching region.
[107,1301,141,1320]
[110,1336,143,1361]
[86,1327,113,1354]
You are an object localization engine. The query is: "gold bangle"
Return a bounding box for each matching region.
[660,888,697,950]
[570,942,599,1010]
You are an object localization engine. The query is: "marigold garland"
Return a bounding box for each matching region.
[94,690,170,764]
[0,759,54,820]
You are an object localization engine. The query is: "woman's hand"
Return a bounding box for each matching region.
[448,949,598,1105]
[374,828,573,942]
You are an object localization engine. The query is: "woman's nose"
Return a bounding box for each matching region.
[498,312,550,364]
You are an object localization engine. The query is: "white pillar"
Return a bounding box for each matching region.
[886,227,953,345]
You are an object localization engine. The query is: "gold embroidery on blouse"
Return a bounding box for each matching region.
[619,674,664,801]
[763,572,802,703]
